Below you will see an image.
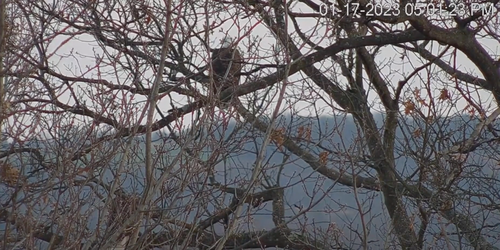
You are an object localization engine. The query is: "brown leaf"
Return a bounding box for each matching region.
[426,115,434,124]
[413,128,422,138]
[297,126,305,139]
[305,126,312,141]
[319,152,329,165]
[404,100,415,115]
[0,162,20,186]
[440,199,453,211]
[271,128,286,150]
[413,88,420,98]
[439,88,450,101]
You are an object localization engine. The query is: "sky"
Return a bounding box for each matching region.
[6,0,500,140]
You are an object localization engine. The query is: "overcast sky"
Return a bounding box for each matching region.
[26,0,500,139]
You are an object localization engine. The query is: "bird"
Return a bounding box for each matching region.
[210,38,243,105]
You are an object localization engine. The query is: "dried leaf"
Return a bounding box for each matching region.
[440,199,453,211]
[297,126,305,139]
[413,88,420,98]
[319,152,329,165]
[426,115,434,124]
[305,127,312,141]
[0,162,20,186]
[271,128,286,150]
[439,88,450,101]
[413,128,422,138]
[404,100,415,114]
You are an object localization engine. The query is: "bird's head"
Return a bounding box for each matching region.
[210,36,236,53]
[221,36,233,48]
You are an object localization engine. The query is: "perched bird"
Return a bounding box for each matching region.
[210,38,243,104]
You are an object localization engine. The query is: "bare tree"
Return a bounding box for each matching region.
[1,0,500,249]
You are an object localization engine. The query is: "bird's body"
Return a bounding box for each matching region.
[210,46,242,103]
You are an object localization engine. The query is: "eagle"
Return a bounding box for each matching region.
[210,40,242,104]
